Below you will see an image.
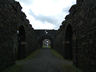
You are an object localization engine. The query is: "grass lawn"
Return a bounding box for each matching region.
[51,49,82,72]
[2,49,40,72]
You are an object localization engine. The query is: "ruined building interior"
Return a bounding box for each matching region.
[0,0,96,72]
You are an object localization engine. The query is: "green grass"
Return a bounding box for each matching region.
[51,49,64,59]
[2,49,40,72]
[42,45,51,48]
[25,49,40,59]
[17,49,40,62]
[2,49,82,72]
[51,49,82,72]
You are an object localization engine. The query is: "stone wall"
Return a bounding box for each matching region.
[34,30,57,48]
[1,0,96,72]
[55,0,96,72]
[0,0,36,71]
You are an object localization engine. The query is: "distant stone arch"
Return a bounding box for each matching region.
[39,35,53,48]
[17,25,26,59]
[42,39,51,48]
[63,24,73,60]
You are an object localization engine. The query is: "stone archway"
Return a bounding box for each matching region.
[39,35,53,48]
[42,39,51,48]
[64,24,73,60]
[17,25,26,59]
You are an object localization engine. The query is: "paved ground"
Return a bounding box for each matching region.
[16,48,77,72]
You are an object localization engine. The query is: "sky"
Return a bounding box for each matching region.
[15,0,76,30]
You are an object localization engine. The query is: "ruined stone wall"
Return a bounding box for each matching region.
[34,30,57,48]
[0,0,36,71]
[55,0,96,72]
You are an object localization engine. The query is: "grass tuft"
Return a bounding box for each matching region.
[17,49,40,62]
[51,49,64,59]
[2,49,40,72]
[42,45,51,48]
[51,49,82,72]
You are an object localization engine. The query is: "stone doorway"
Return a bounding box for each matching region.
[42,39,51,48]
[17,25,26,59]
[64,24,73,60]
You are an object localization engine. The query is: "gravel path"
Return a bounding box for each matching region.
[19,48,74,72]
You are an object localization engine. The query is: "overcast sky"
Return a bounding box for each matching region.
[15,0,76,30]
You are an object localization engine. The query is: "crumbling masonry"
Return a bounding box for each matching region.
[55,0,96,72]
[0,0,96,72]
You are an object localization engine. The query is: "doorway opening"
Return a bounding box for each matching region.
[42,39,51,48]
[17,25,26,59]
[64,24,73,60]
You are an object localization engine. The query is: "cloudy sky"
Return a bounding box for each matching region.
[15,0,76,30]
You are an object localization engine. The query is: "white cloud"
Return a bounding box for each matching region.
[30,19,56,30]
[15,0,76,30]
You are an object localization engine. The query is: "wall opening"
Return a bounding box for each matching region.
[64,24,73,60]
[17,25,26,59]
[42,39,51,48]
